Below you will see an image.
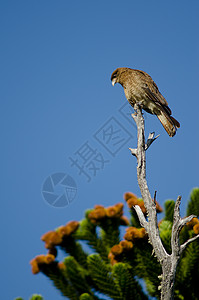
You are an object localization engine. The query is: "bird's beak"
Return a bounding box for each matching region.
[111,78,117,86]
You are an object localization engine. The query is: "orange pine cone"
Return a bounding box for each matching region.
[193,223,199,235]
[41,231,62,249]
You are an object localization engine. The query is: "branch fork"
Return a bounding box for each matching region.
[129,110,159,156]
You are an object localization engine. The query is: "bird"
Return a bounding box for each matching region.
[111,67,180,137]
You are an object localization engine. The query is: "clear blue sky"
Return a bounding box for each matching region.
[1,1,199,299]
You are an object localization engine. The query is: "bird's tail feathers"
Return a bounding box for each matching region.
[170,116,180,128]
[157,109,179,137]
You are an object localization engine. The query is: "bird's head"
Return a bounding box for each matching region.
[111,69,120,86]
[111,68,129,86]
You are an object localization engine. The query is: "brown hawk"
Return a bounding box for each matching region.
[111,67,180,137]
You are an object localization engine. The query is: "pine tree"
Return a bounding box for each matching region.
[17,188,199,300]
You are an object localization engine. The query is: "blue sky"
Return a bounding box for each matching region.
[1,1,199,299]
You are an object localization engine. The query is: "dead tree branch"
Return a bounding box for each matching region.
[129,104,199,300]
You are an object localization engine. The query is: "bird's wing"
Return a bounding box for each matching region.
[134,69,172,114]
[143,86,172,115]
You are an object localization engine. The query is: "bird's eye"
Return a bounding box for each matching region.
[111,71,118,82]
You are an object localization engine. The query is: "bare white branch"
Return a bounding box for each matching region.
[145,132,160,150]
[180,215,197,227]
[180,234,199,253]
[129,147,137,157]
[130,106,168,263]
[133,205,148,230]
